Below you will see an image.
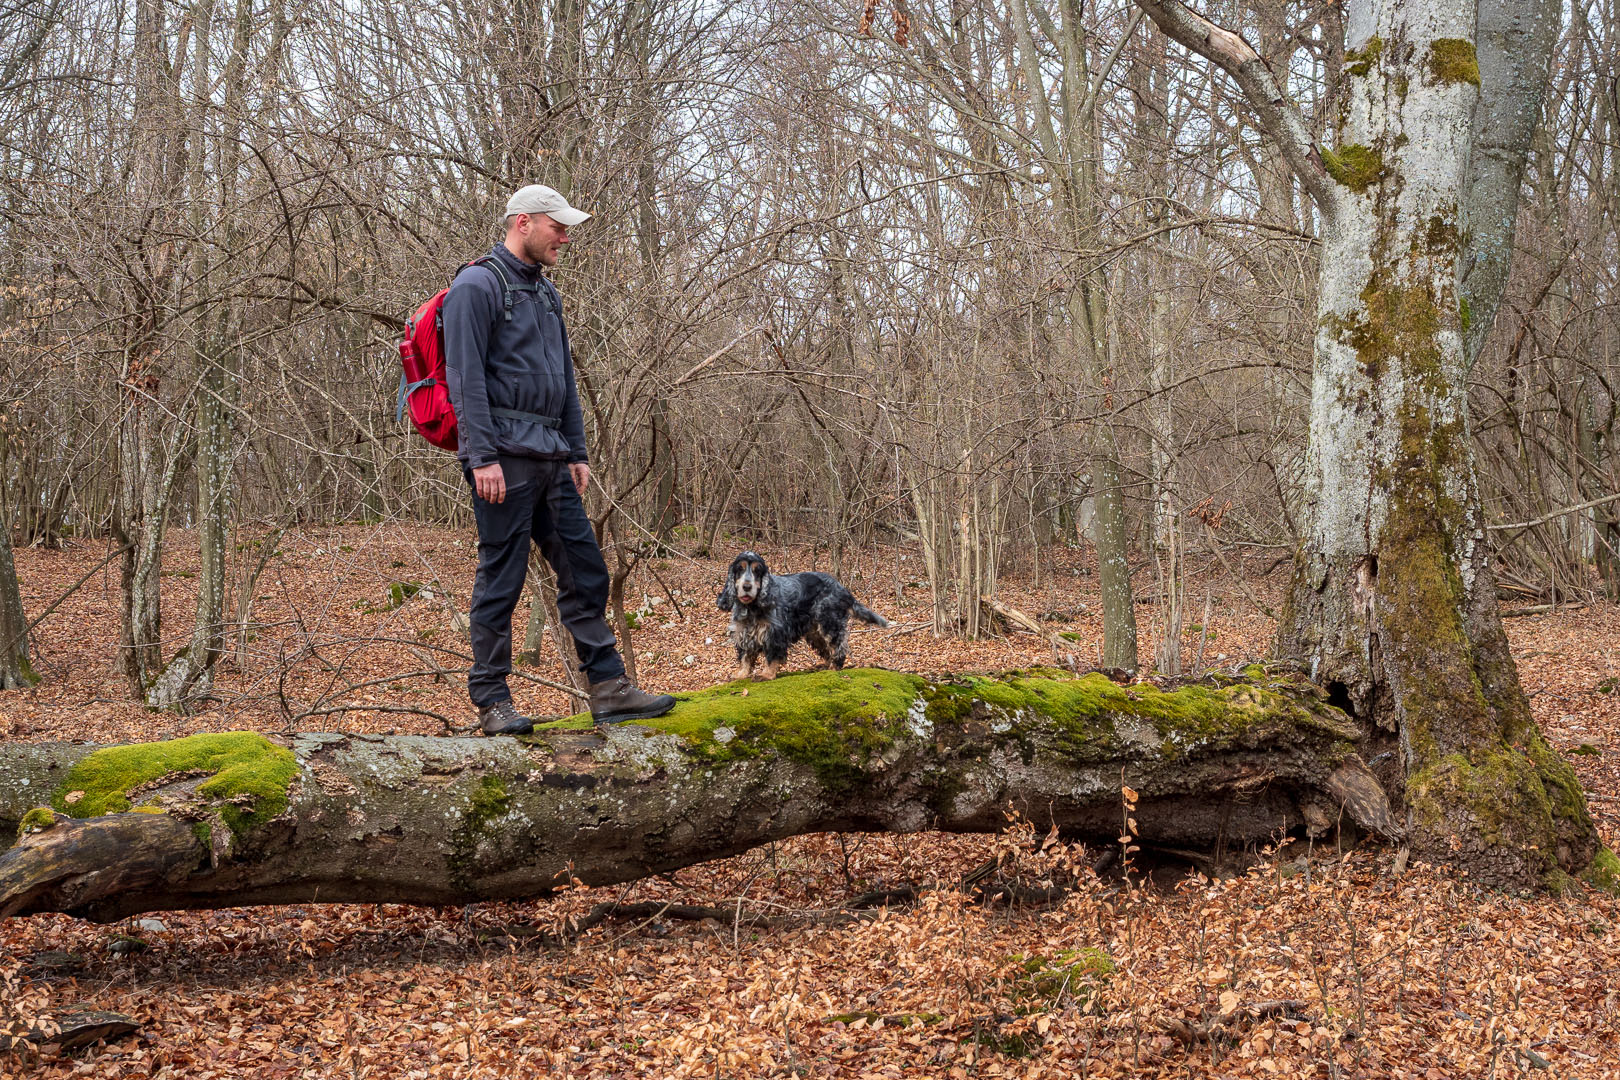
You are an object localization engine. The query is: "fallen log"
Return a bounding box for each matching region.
[0,666,1400,921]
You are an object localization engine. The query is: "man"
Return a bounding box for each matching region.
[443,183,675,735]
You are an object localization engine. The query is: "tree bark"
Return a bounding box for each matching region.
[1134,0,1601,890]
[0,496,38,689]
[115,0,194,698]
[147,0,253,710]
[1269,2,1597,888]
[1004,0,1138,670]
[1,667,1402,921]
[145,357,233,710]
[1458,0,1561,367]
[1130,20,1182,676]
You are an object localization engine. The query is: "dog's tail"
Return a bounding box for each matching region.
[850,602,890,627]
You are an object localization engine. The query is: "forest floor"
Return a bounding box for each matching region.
[2,525,1618,1078]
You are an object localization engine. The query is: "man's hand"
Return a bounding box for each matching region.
[473,462,506,504]
[568,462,590,496]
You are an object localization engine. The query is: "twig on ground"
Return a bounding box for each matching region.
[1502,602,1588,618]
[289,703,465,734]
[973,881,1073,908]
[482,897,878,946]
[1160,999,1310,1045]
[847,886,919,909]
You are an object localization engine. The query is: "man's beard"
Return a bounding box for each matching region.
[525,234,554,265]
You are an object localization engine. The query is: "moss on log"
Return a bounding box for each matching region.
[1,666,1412,920]
[51,733,297,835]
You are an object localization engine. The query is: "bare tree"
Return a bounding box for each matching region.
[1135,0,1598,887]
[0,493,35,689]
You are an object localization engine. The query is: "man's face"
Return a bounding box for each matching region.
[520,213,570,267]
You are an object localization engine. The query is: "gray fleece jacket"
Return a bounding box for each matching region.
[442,244,588,470]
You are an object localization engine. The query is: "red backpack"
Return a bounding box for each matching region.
[397,256,537,451]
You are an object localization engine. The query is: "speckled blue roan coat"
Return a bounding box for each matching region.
[716,551,889,678]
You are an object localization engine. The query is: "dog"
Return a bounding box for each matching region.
[717,551,890,679]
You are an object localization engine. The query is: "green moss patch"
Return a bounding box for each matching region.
[1406,752,1509,832]
[465,775,511,831]
[1322,276,1448,389]
[538,668,927,791]
[1427,39,1480,86]
[388,581,422,608]
[1321,144,1385,194]
[18,806,57,837]
[1345,36,1383,77]
[51,732,297,838]
[537,667,1355,785]
[1008,947,1114,1008]
[923,670,1352,761]
[1581,848,1620,895]
[448,775,514,889]
[6,654,40,687]
[1527,737,1590,824]
[1424,213,1462,255]
[1404,746,1578,868]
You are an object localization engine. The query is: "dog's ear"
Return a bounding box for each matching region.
[717,572,735,611]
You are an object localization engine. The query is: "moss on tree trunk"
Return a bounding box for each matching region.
[3,666,1405,920]
[1277,4,1599,890]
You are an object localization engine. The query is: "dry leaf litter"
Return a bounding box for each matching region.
[2,527,1617,1077]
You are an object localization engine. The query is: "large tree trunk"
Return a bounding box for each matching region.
[114,387,171,697]
[1130,20,1182,676]
[146,356,233,710]
[1133,0,1601,890]
[1458,0,1561,368]
[0,667,1403,921]
[1271,1,1596,888]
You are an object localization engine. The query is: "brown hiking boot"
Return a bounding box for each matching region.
[589,675,676,725]
[478,699,535,736]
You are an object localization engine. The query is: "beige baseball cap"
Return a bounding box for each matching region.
[504,184,591,226]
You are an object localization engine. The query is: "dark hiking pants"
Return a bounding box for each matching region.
[465,456,624,708]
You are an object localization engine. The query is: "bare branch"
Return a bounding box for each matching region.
[1130,0,1337,216]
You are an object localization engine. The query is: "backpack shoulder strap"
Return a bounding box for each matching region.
[463,254,540,323]
[536,273,561,316]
